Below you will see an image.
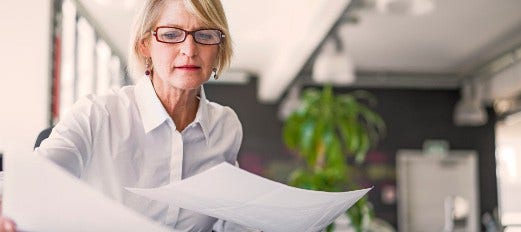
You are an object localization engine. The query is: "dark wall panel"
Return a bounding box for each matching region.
[204,80,497,229]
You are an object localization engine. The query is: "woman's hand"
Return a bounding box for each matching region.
[0,199,17,232]
[0,217,16,232]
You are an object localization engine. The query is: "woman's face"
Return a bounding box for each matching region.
[143,0,219,91]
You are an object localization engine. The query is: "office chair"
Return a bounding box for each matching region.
[34,127,53,149]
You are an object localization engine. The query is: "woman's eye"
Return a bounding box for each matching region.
[196,31,218,41]
[199,33,213,39]
[162,31,182,40]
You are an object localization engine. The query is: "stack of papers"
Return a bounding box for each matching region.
[4,153,370,232]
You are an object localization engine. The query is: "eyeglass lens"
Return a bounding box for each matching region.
[155,27,222,45]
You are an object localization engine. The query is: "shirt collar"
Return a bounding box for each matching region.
[135,76,170,133]
[194,85,211,145]
[135,76,211,144]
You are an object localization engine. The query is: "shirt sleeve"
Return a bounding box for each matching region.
[212,219,261,232]
[212,119,259,232]
[36,95,104,177]
[223,106,243,164]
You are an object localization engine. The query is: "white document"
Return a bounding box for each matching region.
[127,163,371,232]
[3,153,175,232]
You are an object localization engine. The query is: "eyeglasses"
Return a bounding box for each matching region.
[152,26,225,45]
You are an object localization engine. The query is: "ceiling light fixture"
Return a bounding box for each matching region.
[312,37,356,85]
[453,81,488,126]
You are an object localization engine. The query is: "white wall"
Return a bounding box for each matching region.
[0,1,52,155]
[497,115,521,226]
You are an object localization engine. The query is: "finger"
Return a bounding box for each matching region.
[0,218,16,232]
[0,217,5,232]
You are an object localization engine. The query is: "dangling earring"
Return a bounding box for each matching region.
[212,67,218,80]
[145,58,151,76]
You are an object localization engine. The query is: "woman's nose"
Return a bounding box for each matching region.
[180,35,198,57]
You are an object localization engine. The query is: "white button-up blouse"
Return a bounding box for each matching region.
[36,76,243,231]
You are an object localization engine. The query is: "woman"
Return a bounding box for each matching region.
[0,0,250,231]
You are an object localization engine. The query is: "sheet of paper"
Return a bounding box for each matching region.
[127,163,371,232]
[3,153,175,232]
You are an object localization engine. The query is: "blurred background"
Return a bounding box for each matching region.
[1,0,521,231]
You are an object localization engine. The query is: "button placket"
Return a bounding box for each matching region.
[164,120,184,226]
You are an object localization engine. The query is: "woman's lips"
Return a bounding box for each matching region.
[175,65,201,71]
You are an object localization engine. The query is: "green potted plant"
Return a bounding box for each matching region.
[282,85,385,232]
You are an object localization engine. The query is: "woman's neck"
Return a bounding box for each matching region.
[151,77,199,132]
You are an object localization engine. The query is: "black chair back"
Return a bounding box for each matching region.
[34,127,53,149]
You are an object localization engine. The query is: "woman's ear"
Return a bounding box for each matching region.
[138,37,151,57]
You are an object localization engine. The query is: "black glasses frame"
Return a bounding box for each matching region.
[152,26,225,45]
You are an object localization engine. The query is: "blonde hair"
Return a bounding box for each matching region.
[128,0,233,79]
